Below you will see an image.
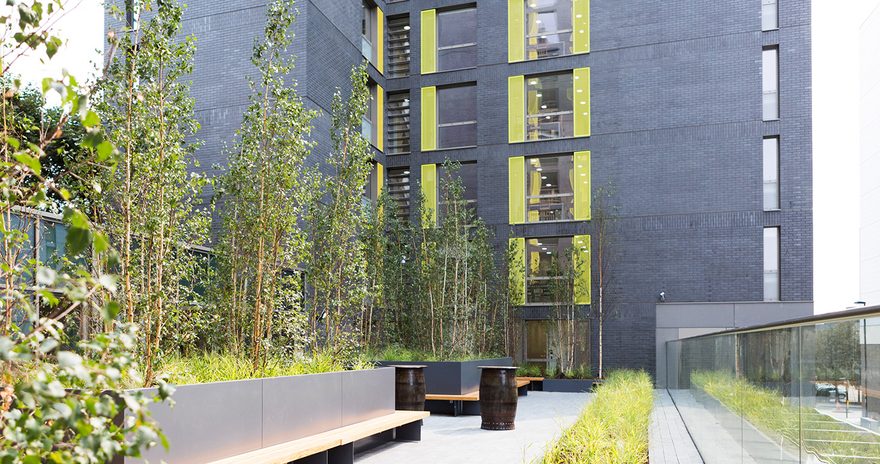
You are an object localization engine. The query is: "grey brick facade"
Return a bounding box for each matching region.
[118,0,813,377]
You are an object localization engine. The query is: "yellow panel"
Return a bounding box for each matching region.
[508,0,524,62]
[573,234,591,305]
[376,85,384,151]
[574,68,591,137]
[509,237,526,306]
[421,164,437,227]
[377,162,384,218]
[508,75,525,143]
[421,86,436,151]
[527,6,539,60]
[420,10,436,74]
[376,7,385,73]
[572,0,590,54]
[508,156,525,224]
[574,151,591,220]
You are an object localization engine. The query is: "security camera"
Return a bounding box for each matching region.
[659,291,666,302]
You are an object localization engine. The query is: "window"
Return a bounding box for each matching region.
[438,162,478,220]
[387,92,410,154]
[437,8,477,71]
[526,236,572,304]
[526,320,549,363]
[762,0,778,31]
[362,83,377,142]
[387,168,411,221]
[526,155,574,222]
[363,163,379,208]
[362,2,374,59]
[526,73,574,140]
[763,227,780,301]
[387,15,411,78]
[763,137,779,210]
[525,0,573,59]
[437,84,477,148]
[762,47,779,120]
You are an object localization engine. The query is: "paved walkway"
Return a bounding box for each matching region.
[355,391,591,464]
[649,389,704,464]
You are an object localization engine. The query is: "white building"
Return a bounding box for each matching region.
[862,5,880,305]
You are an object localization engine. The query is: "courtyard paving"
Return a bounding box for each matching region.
[355,391,592,464]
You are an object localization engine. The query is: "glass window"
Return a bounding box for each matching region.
[526,73,574,140]
[362,2,374,59]
[762,0,778,31]
[40,220,68,270]
[437,84,477,148]
[386,92,410,154]
[387,167,411,220]
[387,15,411,78]
[526,155,574,222]
[362,83,376,143]
[763,227,780,301]
[437,8,477,71]
[438,162,478,220]
[526,236,572,304]
[763,137,779,210]
[526,320,548,362]
[525,0,573,59]
[763,47,779,120]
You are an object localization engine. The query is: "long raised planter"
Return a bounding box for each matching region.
[542,378,595,392]
[377,358,512,395]
[128,367,394,463]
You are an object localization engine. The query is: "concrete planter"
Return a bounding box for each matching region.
[128,367,394,464]
[378,358,512,395]
[542,378,595,393]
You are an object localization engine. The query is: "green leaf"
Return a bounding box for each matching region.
[102,301,121,322]
[6,137,19,149]
[65,225,91,255]
[96,140,114,160]
[82,110,100,128]
[13,152,41,175]
[46,36,61,59]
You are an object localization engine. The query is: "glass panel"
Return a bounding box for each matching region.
[764,227,780,301]
[526,73,574,140]
[526,155,575,222]
[362,2,373,58]
[526,0,573,59]
[763,48,779,120]
[437,85,477,148]
[386,92,410,154]
[438,163,477,221]
[762,0,778,31]
[437,8,477,71]
[526,320,548,361]
[526,236,572,304]
[764,138,780,210]
[387,16,411,78]
[40,220,68,270]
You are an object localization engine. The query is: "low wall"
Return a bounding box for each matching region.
[378,358,513,395]
[129,367,394,463]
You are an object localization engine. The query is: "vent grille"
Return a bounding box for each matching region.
[386,92,411,155]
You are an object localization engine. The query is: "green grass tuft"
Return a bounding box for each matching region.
[542,370,652,464]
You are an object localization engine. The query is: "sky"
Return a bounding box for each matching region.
[8,0,878,314]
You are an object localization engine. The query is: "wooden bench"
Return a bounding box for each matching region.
[425,379,532,416]
[517,376,545,392]
[208,410,429,464]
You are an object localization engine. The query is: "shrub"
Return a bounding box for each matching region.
[542,370,652,464]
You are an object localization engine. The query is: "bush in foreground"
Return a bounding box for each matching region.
[542,370,652,464]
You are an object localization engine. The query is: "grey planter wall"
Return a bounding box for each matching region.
[128,367,394,463]
[378,358,513,395]
[542,378,594,393]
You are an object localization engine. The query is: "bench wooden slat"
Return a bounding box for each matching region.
[517,376,545,381]
[425,390,479,402]
[208,410,429,464]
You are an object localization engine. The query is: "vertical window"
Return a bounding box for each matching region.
[437,8,477,71]
[387,167,411,221]
[762,0,778,31]
[438,162,478,220]
[763,227,780,301]
[387,92,410,155]
[525,320,549,364]
[526,236,572,304]
[387,15,411,78]
[362,83,377,143]
[762,47,779,120]
[362,2,374,59]
[526,155,575,222]
[437,84,477,148]
[363,163,379,208]
[525,0,573,59]
[763,137,779,210]
[527,73,574,140]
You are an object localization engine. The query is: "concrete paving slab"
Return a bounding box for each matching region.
[649,389,704,464]
[355,391,591,464]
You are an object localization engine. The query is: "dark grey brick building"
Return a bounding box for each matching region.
[156,0,813,377]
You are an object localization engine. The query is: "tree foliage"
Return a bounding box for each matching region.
[1,1,170,461]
